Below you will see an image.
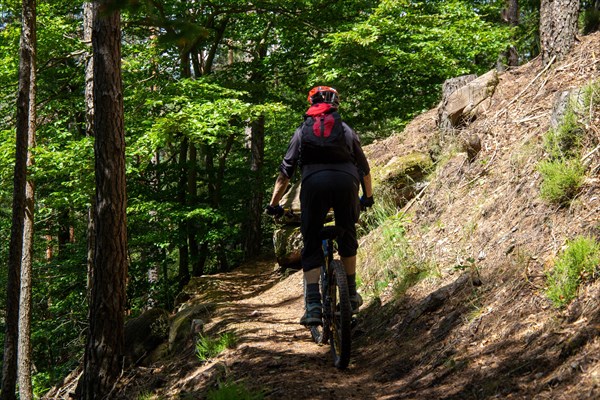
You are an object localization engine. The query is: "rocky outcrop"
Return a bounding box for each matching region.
[437,70,499,130]
[375,152,434,205]
[124,308,170,366]
[168,303,216,354]
[273,225,303,268]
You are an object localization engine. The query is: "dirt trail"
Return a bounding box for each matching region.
[115,250,600,400]
[111,258,385,399]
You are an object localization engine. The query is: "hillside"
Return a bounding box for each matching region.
[47,33,599,399]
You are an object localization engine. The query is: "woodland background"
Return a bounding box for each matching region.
[0,0,596,398]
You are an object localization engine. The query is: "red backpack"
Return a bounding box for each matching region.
[300,104,352,166]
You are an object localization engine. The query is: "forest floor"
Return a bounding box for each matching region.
[48,32,600,399]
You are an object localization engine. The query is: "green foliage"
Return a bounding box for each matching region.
[537,82,600,206]
[582,2,600,35]
[207,379,264,400]
[357,187,402,236]
[311,0,512,138]
[543,110,585,159]
[538,158,585,205]
[546,236,600,307]
[360,212,437,298]
[136,392,163,400]
[195,331,238,362]
[581,79,600,115]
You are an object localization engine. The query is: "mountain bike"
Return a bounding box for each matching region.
[308,225,353,370]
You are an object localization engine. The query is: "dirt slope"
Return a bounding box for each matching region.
[357,31,600,399]
[50,33,600,400]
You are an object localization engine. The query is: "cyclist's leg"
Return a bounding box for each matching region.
[340,255,356,275]
[300,172,332,269]
[299,173,332,326]
[331,173,362,312]
[331,172,359,262]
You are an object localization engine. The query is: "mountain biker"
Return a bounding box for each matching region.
[266,86,374,326]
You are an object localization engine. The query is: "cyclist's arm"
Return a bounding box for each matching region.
[270,128,301,207]
[362,172,373,198]
[269,172,290,207]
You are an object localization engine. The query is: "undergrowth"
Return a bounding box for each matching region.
[357,187,402,236]
[546,236,600,308]
[207,379,264,400]
[195,331,238,362]
[538,80,600,205]
[537,158,585,205]
[359,209,438,299]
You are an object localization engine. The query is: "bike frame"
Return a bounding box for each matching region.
[309,226,352,369]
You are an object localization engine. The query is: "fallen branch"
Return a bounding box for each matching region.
[513,114,546,124]
[496,55,557,119]
[399,181,431,217]
[582,144,600,163]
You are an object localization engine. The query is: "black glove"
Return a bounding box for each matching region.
[265,204,284,218]
[360,195,374,209]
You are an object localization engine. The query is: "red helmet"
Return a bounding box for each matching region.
[307,86,340,108]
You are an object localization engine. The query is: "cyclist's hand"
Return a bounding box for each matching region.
[360,195,374,210]
[265,204,285,218]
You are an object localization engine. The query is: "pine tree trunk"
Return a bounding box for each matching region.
[178,137,190,288]
[506,0,519,66]
[243,116,264,258]
[188,143,200,275]
[18,7,36,396]
[1,0,36,398]
[17,0,36,397]
[79,1,128,398]
[84,2,97,297]
[540,0,580,65]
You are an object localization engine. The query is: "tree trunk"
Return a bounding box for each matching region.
[188,143,200,276]
[79,1,128,398]
[241,29,269,259]
[177,137,190,288]
[1,0,36,398]
[84,2,97,298]
[16,0,36,398]
[204,19,228,75]
[506,0,519,66]
[194,241,208,276]
[242,116,264,258]
[540,0,579,65]
[58,208,71,256]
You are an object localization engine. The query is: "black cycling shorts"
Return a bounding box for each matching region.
[299,170,360,271]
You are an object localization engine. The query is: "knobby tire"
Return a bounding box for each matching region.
[330,260,352,369]
[309,265,330,345]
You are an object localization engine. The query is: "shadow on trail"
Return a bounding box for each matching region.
[352,271,600,400]
[118,259,600,400]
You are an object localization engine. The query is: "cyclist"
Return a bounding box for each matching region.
[266,86,374,326]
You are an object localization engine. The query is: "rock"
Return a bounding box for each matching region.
[124,308,170,366]
[462,134,482,162]
[438,70,499,130]
[273,225,303,268]
[551,88,586,128]
[376,152,433,204]
[169,303,216,354]
[280,180,301,219]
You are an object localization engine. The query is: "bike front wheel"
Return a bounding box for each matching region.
[310,264,330,345]
[329,260,352,369]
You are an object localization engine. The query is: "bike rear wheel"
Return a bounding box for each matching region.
[329,260,352,369]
